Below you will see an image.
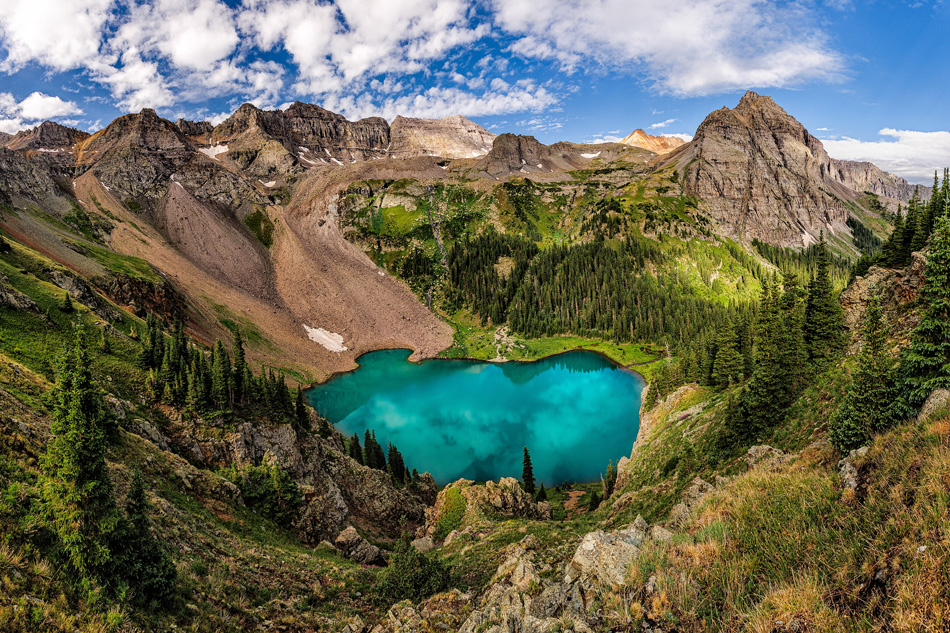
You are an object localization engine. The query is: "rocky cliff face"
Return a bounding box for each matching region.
[620,128,685,155]
[666,91,862,247]
[210,101,391,177]
[475,134,631,177]
[4,120,89,152]
[389,114,496,159]
[829,159,926,204]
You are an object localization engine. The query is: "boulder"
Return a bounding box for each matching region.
[410,536,435,553]
[334,526,386,567]
[565,516,649,588]
[423,477,552,537]
[838,446,868,491]
[744,445,790,470]
[918,389,950,424]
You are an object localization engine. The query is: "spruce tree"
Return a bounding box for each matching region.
[41,327,123,588]
[0,233,10,253]
[880,208,905,268]
[535,483,547,502]
[803,232,845,372]
[742,279,786,438]
[522,447,536,495]
[121,470,177,606]
[603,460,617,499]
[61,291,74,313]
[711,321,742,389]
[829,292,895,452]
[232,330,246,403]
[897,208,950,411]
[211,341,230,409]
[349,433,364,465]
[294,388,309,432]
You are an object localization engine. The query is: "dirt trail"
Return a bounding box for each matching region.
[562,489,586,518]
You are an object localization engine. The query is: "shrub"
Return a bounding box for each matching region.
[376,533,452,605]
[434,488,466,540]
[223,461,301,528]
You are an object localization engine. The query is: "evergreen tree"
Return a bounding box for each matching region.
[603,460,617,499]
[522,447,536,495]
[388,444,406,485]
[294,388,309,432]
[121,470,177,607]
[349,432,364,465]
[61,291,74,313]
[803,232,845,372]
[903,188,921,261]
[711,321,742,389]
[534,483,547,502]
[587,490,601,511]
[0,233,10,253]
[897,209,950,411]
[829,292,895,452]
[742,279,786,439]
[880,207,905,268]
[232,330,246,403]
[40,327,123,589]
[211,341,230,409]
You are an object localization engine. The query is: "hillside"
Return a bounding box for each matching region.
[0,91,948,632]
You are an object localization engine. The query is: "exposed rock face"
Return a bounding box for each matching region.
[4,120,89,152]
[175,119,213,138]
[475,134,630,177]
[668,91,864,247]
[423,478,551,537]
[918,389,950,423]
[75,108,265,209]
[830,159,926,205]
[839,251,927,349]
[0,273,39,311]
[620,128,685,154]
[389,114,495,159]
[839,446,869,491]
[210,101,390,177]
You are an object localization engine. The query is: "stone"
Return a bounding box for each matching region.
[650,526,673,542]
[423,477,551,538]
[411,536,435,553]
[838,446,868,491]
[390,115,495,159]
[918,389,950,424]
[334,526,387,567]
[744,445,789,470]
[565,527,642,589]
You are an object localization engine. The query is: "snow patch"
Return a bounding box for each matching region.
[580,152,601,159]
[303,325,347,352]
[801,232,815,247]
[198,144,229,159]
[37,147,65,153]
[260,180,277,187]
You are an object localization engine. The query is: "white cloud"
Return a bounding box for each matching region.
[492,0,846,96]
[91,51,176,111]
[323,84,557,121]
[0,91,83,133]
[0,0,112,71]
[17,92,83,119]
[650,118,676,129]
[822,129,950,184]
[661,132,693,142]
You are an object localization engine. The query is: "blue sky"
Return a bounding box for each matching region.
[0,0,947,182]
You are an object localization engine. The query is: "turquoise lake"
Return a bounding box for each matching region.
[305,349,643,485]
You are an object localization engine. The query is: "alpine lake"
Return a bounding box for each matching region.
[305,349,644,485]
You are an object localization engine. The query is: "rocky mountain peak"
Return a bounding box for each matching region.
[619,129,685,155]
[4,120,90,151]
[389,114,496,159]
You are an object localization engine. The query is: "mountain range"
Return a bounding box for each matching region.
[0,91,923,382]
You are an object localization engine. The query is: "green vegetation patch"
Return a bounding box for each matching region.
[434,488,467,539]
[244,208,275,247]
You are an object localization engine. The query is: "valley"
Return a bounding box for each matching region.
[0,88,947,633]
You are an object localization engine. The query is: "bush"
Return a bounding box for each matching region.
[376,534,452,605]
[434,488,466,540]
[223,461,302,528]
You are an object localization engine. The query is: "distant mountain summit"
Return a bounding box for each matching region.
[390,114,495,159]
[620,129,685,154]
[662,90,923,247]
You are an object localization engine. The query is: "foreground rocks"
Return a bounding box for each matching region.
[422,478,552,539]
[335,526,387,567]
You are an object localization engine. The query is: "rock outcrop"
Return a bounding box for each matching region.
[4,120,89,152]
[475,134,630,177]
[210,101,390,177]
[620,128,685,154]
[334,526,387,566]
[839,251,927,349]
[422,478,551,538]
[830,159,925,205]
[389,114,495,159]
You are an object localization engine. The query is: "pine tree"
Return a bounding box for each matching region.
[880,207,905,268]
[897,209,950,411]
[121,470,177,606]
[829,292,895,452]
[294,388,309,433]
[349,433,364,465]
[40,327,124,588]
[711,321,742,389]
[232,330,246,403]
[0,233,10,253]
[743,279,787,438]
[603,460,617,499]
[61,291,74,313]
[803,232,845,372]
[903,188,921,261]
[522,447,536,495]
[535,483,547,502]
[587,490,601,511]
[211,341,230,409]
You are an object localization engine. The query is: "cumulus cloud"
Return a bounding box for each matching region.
[0,0,112,71]
[492,0,846,96]
[323,83,557,121]
[0,91,83,133]
[822,129,950,184]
